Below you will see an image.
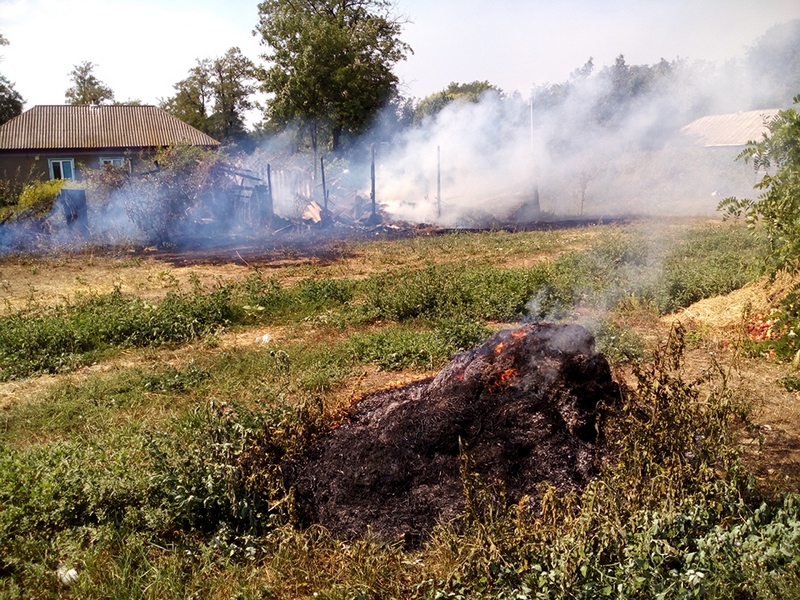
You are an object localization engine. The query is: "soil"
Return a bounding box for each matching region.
[659,273,800,494]
[283,323,621,544]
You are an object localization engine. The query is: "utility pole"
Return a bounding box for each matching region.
[530,97,541,216]
[370,144,376,218]
[436,145,442,219]
[320,156,328,212]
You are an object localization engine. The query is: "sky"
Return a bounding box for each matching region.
[1,0,799,112]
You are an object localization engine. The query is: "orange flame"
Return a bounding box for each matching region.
[498,368,518,383]
[489,368,518,392]
[494,342,505,354]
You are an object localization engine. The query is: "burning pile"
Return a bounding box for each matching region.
[283,323,621,543]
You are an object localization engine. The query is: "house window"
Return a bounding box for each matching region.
[100,157,126,168]
[48,158,74,180]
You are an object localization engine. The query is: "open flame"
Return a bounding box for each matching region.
[498,368,518,384]
[490,368,519,392]
[494,342,505,354]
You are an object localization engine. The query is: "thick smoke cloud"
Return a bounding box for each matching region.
[351,54,773,225]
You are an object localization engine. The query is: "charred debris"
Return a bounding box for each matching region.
[0,158,387,250]
[284,323,622,546]
[0,150,601,258]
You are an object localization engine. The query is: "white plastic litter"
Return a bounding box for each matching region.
[56,565,79,586]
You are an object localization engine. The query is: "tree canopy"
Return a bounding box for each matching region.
[0,33,23,126]
[256,0,410,152]
[161,48,257,143]
[415,81,501,123]
[65,61,115,105]
[745,19,800,109]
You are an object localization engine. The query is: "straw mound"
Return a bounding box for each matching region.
[661,271,799,334]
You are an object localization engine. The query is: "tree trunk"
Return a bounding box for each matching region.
[332,125,342,153]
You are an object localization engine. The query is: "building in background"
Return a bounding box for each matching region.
[0,105,220,185]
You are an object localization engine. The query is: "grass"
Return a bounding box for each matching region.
[2,219,794,599]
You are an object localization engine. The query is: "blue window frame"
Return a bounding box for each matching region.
[48,158,75,180]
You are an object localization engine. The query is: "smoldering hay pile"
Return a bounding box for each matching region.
[282,323,622,543]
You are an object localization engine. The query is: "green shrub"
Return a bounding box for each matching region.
[593,319,647,364]
[349,319,491,371]
[237,273,354,323]
[359,263,551,323]
[718,96,800,275]
[16,178,66,212]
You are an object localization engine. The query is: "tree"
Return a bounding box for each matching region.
[161,48,257,143]
[0,32,23,126]
[745,19,800,109]
[65,61,114,105]
[592,54,671,124]
[256,0,410,152]
[719,95,800,273]
[415,80,501,123]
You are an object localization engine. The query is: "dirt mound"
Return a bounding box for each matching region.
[284,323,621,543]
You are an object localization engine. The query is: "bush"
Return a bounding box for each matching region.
[593,319,647,364]
[650,225,767,313]
[121,144,227,243]
[719,95,800,274]
[237,273,354,323]
[359,264,550,323]
[15,179,66,214]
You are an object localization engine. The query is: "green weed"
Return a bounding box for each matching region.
[0,287,233,381]
[650,224,768,313]
[349,319,491,371]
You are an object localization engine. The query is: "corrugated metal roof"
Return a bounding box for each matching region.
[680,108,782,147]
[0,105,220,150]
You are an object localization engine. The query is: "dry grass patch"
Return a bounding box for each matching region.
[0,253,253,314]
[662,270,799,335]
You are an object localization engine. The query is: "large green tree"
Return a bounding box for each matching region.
[256,0,410,152]
[0,33,23,126]
[65,61,114,105]
[161,47,257,142]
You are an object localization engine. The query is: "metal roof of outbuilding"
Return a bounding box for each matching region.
[680,108,783,147]
[0,105,220,150]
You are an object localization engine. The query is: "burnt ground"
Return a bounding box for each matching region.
[1,214,631,267]
[283,323,622,544]
[148,217,633,266]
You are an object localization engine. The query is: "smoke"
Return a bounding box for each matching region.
[1,20,797,253]
[365,54,779,225]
